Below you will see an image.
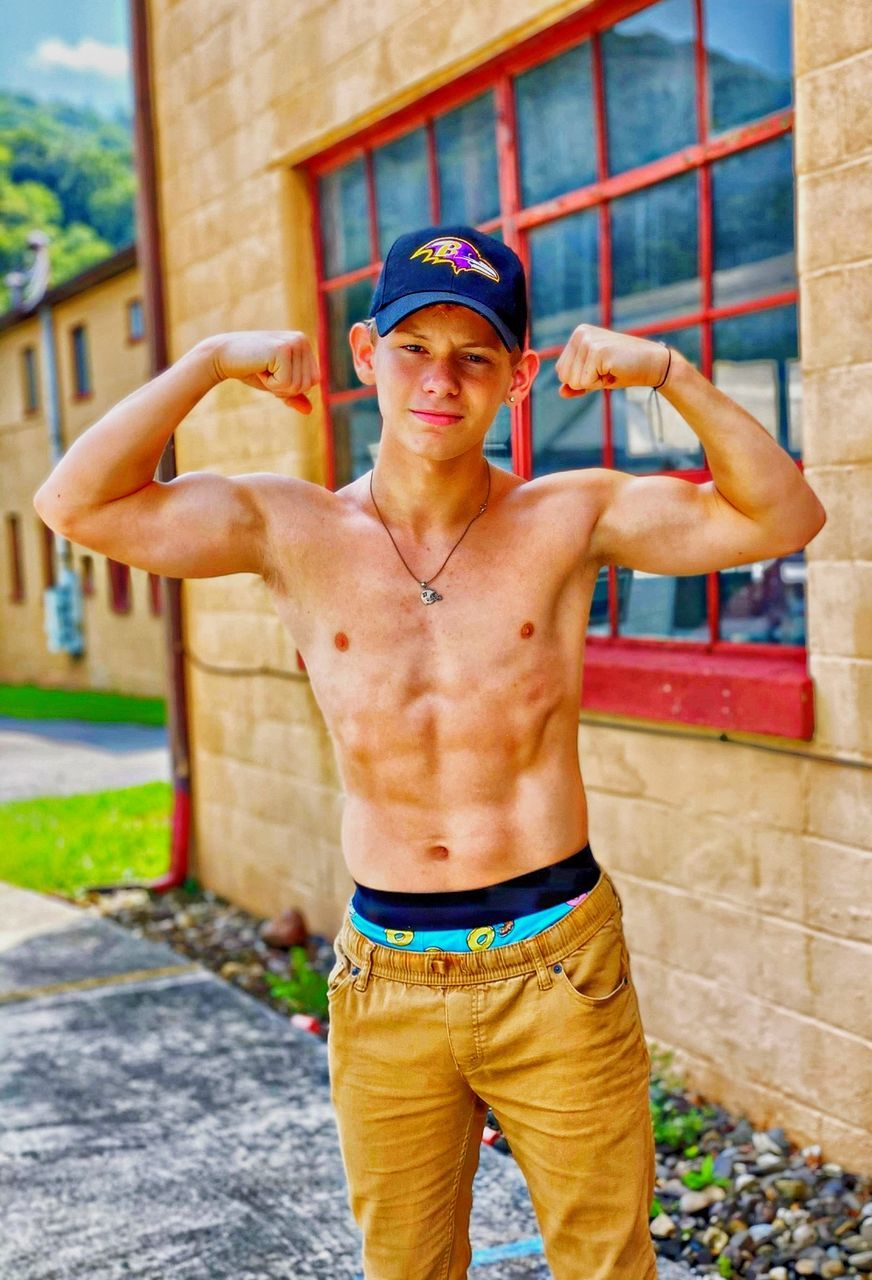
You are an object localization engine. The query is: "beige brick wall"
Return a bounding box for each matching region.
[0,268,166,695]
[147,0,872,1170]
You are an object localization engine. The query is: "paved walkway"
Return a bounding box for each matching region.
[0,716,170,802]
[0,882,693,1280]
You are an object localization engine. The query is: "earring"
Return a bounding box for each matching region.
[507,395,515,404]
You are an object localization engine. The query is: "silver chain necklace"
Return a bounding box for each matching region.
[369,460,491,604]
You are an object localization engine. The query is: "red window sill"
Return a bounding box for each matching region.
[582,640,814,740]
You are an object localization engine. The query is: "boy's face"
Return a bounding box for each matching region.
[349,303,538,464]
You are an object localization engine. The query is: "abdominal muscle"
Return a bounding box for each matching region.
[331,695,591,892]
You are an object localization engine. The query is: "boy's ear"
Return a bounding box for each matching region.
[349,321,377,387]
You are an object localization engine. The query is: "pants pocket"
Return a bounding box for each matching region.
[556,915,630,1005]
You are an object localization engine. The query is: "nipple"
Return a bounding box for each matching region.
[334,631,349,651]
[520,621,535,639]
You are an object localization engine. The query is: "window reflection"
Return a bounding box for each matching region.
[373,130,430,256]
[611,325,703,473]
[713,305,800,456]
[529,208,600,349]
[326,278,374,392]
[435,93,500,224]
[320,158,370,277]
[332,398,381,488]
[718,552,807,645]
[705,0,792,133]
[712,135,795,306]
[618,568,709,640]
[531,360,604,476]
[602,0,696,175]
[611,172,699,326]
[483,402,514,472]
[515,41,596,206]
[588,563,613,636]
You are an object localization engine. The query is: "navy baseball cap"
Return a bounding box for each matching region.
[369,224,528,352]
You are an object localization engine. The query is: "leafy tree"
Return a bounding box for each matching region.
[0,91,135,314]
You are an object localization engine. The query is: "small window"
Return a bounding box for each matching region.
[148,571,163,616]
[6,514,25,604]
[80,554,95,596]
[127,299,145,342]
[22,346,39,412]
[38,518,57,588]
[107,559,132,613]
[71,324,92,396]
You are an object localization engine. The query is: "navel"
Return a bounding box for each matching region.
[334,631,349,651]
[520,621,535,639]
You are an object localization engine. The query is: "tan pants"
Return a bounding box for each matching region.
[327,867,657,1280]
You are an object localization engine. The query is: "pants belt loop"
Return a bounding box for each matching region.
[521,937,554,991]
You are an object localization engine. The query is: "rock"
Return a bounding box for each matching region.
[701,1225,729,1255]
[820,1262,845,1278]
[821,1164,843,1177]
[776,1178,811,1202]
[843,1234,870,1251]
[650,1214,677,1238]
[767,1269,788,1280]
[680,1190,713,1214]
[714,1147,740,1178]
[757,1153,788,1172]
[795,1260,819,1276]
[749,1223,776,1245]
[793,1224,819,1248]
[862,1219,872,1243]
[754,1132,786,1157]
[259,907,308,948]
[736,1174,760,1193]
[850,1252,872,1272]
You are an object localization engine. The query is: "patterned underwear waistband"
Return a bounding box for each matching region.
[348,841,601,954]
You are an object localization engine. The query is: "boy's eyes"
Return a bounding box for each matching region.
[401,343,489,364]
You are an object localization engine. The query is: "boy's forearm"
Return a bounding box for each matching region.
[661,350,825,533]
[34,335,223,524]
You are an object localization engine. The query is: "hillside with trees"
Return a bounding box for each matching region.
[0,91,135,314]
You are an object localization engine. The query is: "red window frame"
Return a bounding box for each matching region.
[148,571,163,616]
[305,0,812,740]
[6,514,25,604]
[107,559,132,614]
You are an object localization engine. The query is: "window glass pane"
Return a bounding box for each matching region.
[602,0,696,175]
[374,129,431,257]
[332,396,381,489]
[617,566,709,640]
[73,328,90,394]
[320,157,370,278]
[326,277,374,392]
[712,135,795,307]
[713,304,799,456]
[516,42,596,206]
[587,564,612,635]
[483,402,514,472]
[23,347,39,410]
[611,172,699,327]
[705,0,792,134]
[718,550,807,645]
[529,208,599,349]
[531,359,604,476]
[435,93,500,224]
[610,325,704,473]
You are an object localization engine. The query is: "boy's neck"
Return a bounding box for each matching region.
[370,445,491,539]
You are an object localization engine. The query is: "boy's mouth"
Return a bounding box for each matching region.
[411,410,463,425]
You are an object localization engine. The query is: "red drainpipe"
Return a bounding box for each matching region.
[130,0,191,891]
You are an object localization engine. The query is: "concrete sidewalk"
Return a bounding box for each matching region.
[0,882,691,1280]
[0,715,170,802]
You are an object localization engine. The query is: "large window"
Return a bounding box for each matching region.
[310,0,807,736]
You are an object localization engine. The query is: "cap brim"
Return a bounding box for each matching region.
[374,292,518,351]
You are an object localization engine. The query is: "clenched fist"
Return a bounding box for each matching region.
[209,331,320,414]
[556,324,671,398]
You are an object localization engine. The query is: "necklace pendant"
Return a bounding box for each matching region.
[420,584,443,605]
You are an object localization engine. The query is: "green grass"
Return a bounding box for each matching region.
[0,781,173,898]
[0,683,166,726]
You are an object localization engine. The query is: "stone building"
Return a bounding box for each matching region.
[1,247,166,696]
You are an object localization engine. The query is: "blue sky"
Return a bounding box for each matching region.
[1,0,132,118]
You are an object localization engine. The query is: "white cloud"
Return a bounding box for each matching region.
[31,37,129,79]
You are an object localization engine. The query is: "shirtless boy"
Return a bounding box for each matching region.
[34,224,826,1280]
